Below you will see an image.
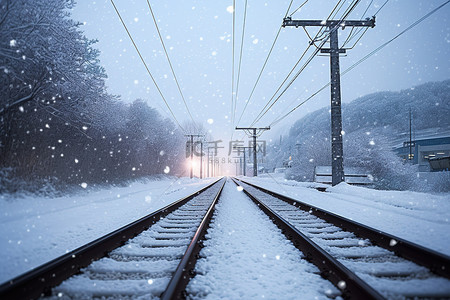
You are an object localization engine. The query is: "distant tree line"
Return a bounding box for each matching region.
[0,0,184,193]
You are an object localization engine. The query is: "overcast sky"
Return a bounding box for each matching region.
[71,0,450,167]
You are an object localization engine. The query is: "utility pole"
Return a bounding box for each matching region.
[234,146,251,176]
[409,108,413,160]
[282,16,375,186]
[233,157,240,176]
[200,140,203,178]
[212,154,215,177]
[235,127,270,176]
[185,134,204,179]
[207,147,210,177]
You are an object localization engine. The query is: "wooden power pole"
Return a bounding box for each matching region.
[185,134,204,178]
[282,16,375,186]
[235,127,270,176]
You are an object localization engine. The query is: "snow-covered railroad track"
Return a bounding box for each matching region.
[233,178,450,299]
[0,178,226,300]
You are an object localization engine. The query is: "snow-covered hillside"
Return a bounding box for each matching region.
[266,80,450,191]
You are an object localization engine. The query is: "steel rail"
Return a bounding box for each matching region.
[0,177,223,300]
[233,177,450,279]
[161,178,226,300]
[230,177,384,300]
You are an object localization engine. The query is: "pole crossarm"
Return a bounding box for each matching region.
[282,17,375,28]
[235,127,270,135]
[184,134,205,137]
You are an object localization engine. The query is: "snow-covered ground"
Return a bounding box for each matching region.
[187,179,339,299]
[0,176,215,284]
[1,173,449,295]
[241,173,450,256]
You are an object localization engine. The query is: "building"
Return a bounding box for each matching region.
[394,136,450,172]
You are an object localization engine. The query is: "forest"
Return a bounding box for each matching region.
[0,0,184,194]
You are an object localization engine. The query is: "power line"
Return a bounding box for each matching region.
[342,0,448,75]
[251,0,362,126]
[289,0,309,17]
[232,0,248,127]
[361,0,375,18]
[235,0,295,128]
[110,0,184,132]
[374,0,390,15]
[146,0,196,128]
[235,26,282,127]
[341,0,386,48]
[231,0,236,129]
[250,44,320,126]
[248,0,351,126]
[270,0,448,127]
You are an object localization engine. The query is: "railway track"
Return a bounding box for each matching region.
[2,176,449,299]
[0,178,226,300]
[232,177,450,299]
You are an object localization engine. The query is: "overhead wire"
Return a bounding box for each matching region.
[232,0,248,127]
[110,0,185,133]
[374,0,390,15]
[289,0,309,17]
[146,0,196,130]
[361,0,375,18]
[235,0,294,129]
[251,0,361,126]
[247,0,347,126]
[273,0,386,124]
[270,0,448,127]
[230,0,236,129]
[341,0,377,48]
[314,0,346,41]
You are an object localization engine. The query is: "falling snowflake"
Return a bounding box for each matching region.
[236,186,243,191]
[10,39,17,47]
[82,126,88,131]
[389,239,398,247]
[19,106,24,112]
[75,158,79,163]
[207,118,214,124]
[147,279,153,285]
[369,140,375,146]
[252,38,259,44]
[226,6,234,13]
[337,280,346,289]
[164,166,170,174]
[145,196,152,203]
[80,182,88,189]
[160,150,165,156]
